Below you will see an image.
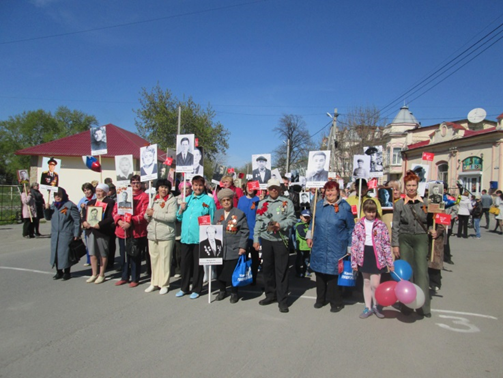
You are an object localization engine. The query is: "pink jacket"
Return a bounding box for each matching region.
[21,192,36,219]
[351,217,393,270]
[113,190,149,239]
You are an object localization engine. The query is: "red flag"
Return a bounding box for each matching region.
[434,213,451,225]
[195,138,199,147]
[198,215,211,225]
[351,205,358,215]
[367,178,378,189]
[238,173,245,179]
[247,181,260,191]
[124,213,132,223]
[227,167,235,173]
[163,157,173,166]
[422,152,434,161]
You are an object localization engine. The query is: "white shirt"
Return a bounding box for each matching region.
[364,218,375,246]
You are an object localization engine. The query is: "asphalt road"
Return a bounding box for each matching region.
[1,221,502,378]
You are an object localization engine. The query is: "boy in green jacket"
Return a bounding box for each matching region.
[295,209,312,277]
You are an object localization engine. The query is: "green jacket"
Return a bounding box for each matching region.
[253,196,296,243]
[295,221,310,251]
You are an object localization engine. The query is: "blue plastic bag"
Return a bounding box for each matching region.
[232,255,253,287]
[337,260,357,287]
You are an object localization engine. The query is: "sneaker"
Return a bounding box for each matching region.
[175,290,186,297]
[174,273,181,278]
[159,287,169,295]
[83,263,91,267]
[94,276,105,284]
[86,275,97,283]
[115,280,128,286]
[144,285,156,293]
[372,306,385,319]
[359,307,373,319]
[190,292,200,299]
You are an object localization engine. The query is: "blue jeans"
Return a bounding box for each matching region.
[473,217,481,238]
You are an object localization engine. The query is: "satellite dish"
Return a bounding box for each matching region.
[467,108,486,123]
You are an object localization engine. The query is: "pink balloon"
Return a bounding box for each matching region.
[404,284,425,309]
[375,281,398,307]
[395,280,417,304]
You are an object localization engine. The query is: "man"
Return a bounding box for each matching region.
[480,189,493,229]
[307,152,329,182]
[91,126,107,152]
[346,178,382,220]
[252,156,271,184]
[253,178,297,313]
[40,158,59,187]
[200,226,223,258]
[429,185,443,204]
[118,190,132,208]
[353,159,367,178]
[176,137,194,166]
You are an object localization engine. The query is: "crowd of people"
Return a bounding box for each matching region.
[21,170,503,317]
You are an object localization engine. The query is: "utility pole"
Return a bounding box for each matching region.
[327,108,340,174]
[177,106,181,135]
[286,138,291,174]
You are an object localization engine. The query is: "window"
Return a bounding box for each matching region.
[438,163,448,184]
[391,148,402,165]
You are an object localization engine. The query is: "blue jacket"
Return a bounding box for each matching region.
[309,198,354,275]
[237,195,259,240]
[177,193,216,244]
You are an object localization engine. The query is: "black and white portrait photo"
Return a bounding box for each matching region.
[176,134,195,173]
[428,182,444,204]
[140,145,158,182]
[299,191,310,206]
[212,163,227,185]
[17,169,30,184]
[378,188,393,208]
[117,186,133,215]
[40,157,61,191]
[352,155,370,179]
[364,146,383,177]
[86,206,103,227]
[90,126,107,155]
[306,151,330,187]
[115,154,134,184]
[191,146,204,175]
[251,154,272,188]
[199,225,224,265]
[412,164,429,197]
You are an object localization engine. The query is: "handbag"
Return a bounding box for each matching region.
[125,237,143,257]
[68,239,87,265]
[337,259,357,287]
[232,255,253,287]
[489,205,500,216]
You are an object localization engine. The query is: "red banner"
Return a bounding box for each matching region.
[124,213,132,223]
[247,181,260,191]
[238,173,245,179]
[434,213,451,225]
[351,205,358,215]
[367,178,378,189]
[422,152,434,161]
[198,215,211,225]
[195,138,199,147]
[227,167,235,173]
[163,157,173,166]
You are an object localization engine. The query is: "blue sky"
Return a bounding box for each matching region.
[1,0,502,168]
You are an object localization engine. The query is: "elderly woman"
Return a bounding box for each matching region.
[388,180,403,203]
[144,179,178,295]
[44,188,81,280]
[392,170,436,318]
[213,188,249,303]
[307,181,354,313]
[176,175,216,299]
[214,175,244,210]
[82,183,115,284]
[30,183,45,237]
[21,186,37,239]
[78,182,96,266]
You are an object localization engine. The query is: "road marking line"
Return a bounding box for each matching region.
[432,309,497,320]
[0,266,53,275]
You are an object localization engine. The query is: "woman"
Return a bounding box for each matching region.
[307,181,354,313]
[392,170,436,318]
[77,183,96,266]
[44,187,81,280]
[21,186,36,239]
[82,183,115,284]
[113,175,149,288]
[174,181,192,277]
[214,175,244,210]
[30,183,45,237]
[213,188,249,303]
[494,190,503,234]
[388,180,402,203]
[457,190,473,239]
[191,147,204,175]
[176,175,216,299]
[144,179,178,294]
[237,183,260,285]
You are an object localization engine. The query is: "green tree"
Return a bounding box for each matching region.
[134,84,230,166]
[0,106,97,183]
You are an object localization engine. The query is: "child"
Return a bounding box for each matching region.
[351,199,394,319]
[295,209,312,278]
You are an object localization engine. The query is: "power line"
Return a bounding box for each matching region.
[0,0,266,45]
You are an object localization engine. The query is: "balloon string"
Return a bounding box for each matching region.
[391,271,403,281]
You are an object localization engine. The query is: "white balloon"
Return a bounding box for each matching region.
[404,283,425,309]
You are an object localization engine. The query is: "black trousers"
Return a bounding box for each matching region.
[107,234,116,269]
[22,218,34,237]
[261,239,289,307]
[315,272,343,308]
[180,243,204,294]
[457,215,469,238]
[428,268,442,289]
[173,240,182,275]
[444,222,453,262]
[33,217,41,235]
[246,239,260,284]
[295,249,310,276]
[482,208,490,228]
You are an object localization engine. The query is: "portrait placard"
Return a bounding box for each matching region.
[17,169,30,185]
[428,182,444,213]
[352,155,370,180]
[212,163,227,185]
[199,224,223,265]
[86,206,103,227]
[411,164,429,197]
[306,150,330,188]
[176,134,195,173]
[251,154,272,189]
[140,145,158,182]
[117,186,133,215]
[377,188,393,209]
[115,155,133,185]
[90,126,108,156]
[40,157,61,191]
[364,146,383,177]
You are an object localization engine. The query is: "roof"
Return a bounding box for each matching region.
[407,126,499,150]
[391,105,419,125]
[497,113,503,120]
[15,124,165,160]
